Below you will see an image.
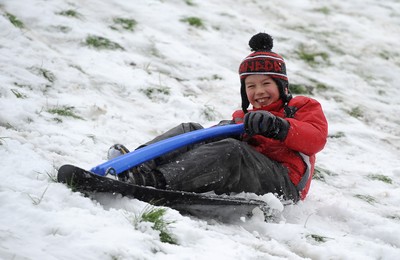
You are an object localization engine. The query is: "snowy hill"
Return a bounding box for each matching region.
[1,0,399,259]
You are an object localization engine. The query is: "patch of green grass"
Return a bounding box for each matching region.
[210,74,223,80]
[306,234,330,243]
[45,171,58,183]
[289,25,312,34]
[86,134,97,143]
[315,83,328,91]
[41,69,56,83]
[202,105,219,121]
[367,174,393,184]
[5,12,24,28]
[55,25,71,33]
[27,185,49,205]
[386,214,400,221]
[348,106,363,118]
[296,45,329,66]
[85,35,124,50]
[199,74,223,81]
[53,118,63,123]
[0,137,10,145]
[313,166,337,181]
[212,74,223,80]
[180,16,205,28]
[289,81,329,96]
[314,7,330,15]
[11,89,27,98]
[332,95,343,102]
[379,51,391,60]
[354,194,377,204]
[142,62,152,74]
[139,86,171,100]
[289,83,312,95]
[47,106,83,120]
[57,9,82,19]
[111,17,137,31]
[148,45,163,59]
[69,64,86,74]
[30,67,56,83]
[220,12,235,18]
[13,82,32,89]
[0,122,15,130]
[184,0,196,6]
[313,167,325,181]
[328,131,345,138]
[134,206,177,244]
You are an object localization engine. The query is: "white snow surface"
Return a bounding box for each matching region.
[1,0,400,259]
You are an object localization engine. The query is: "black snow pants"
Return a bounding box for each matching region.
[142,122,299,202]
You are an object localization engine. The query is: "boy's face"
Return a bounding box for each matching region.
[245,74,280,108]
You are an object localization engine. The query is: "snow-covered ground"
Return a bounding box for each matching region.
[1,0,400,259]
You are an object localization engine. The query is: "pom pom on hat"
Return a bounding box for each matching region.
[249,33,273,52]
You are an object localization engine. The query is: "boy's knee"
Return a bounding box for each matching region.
[180,122,204,132]
[213,138,244,154]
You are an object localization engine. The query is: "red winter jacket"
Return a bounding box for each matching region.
[232,96,328,199]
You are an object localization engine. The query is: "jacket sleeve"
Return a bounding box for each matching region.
[284,98,328,156]
[232,110,245,123]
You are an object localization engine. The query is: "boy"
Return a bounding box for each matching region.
[110,33,328,202]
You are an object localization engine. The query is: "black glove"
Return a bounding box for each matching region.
[244,111,290,141]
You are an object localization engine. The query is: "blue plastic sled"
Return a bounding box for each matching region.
[91,123,244,176]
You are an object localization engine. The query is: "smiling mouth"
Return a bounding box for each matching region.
[256,98,269,105]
